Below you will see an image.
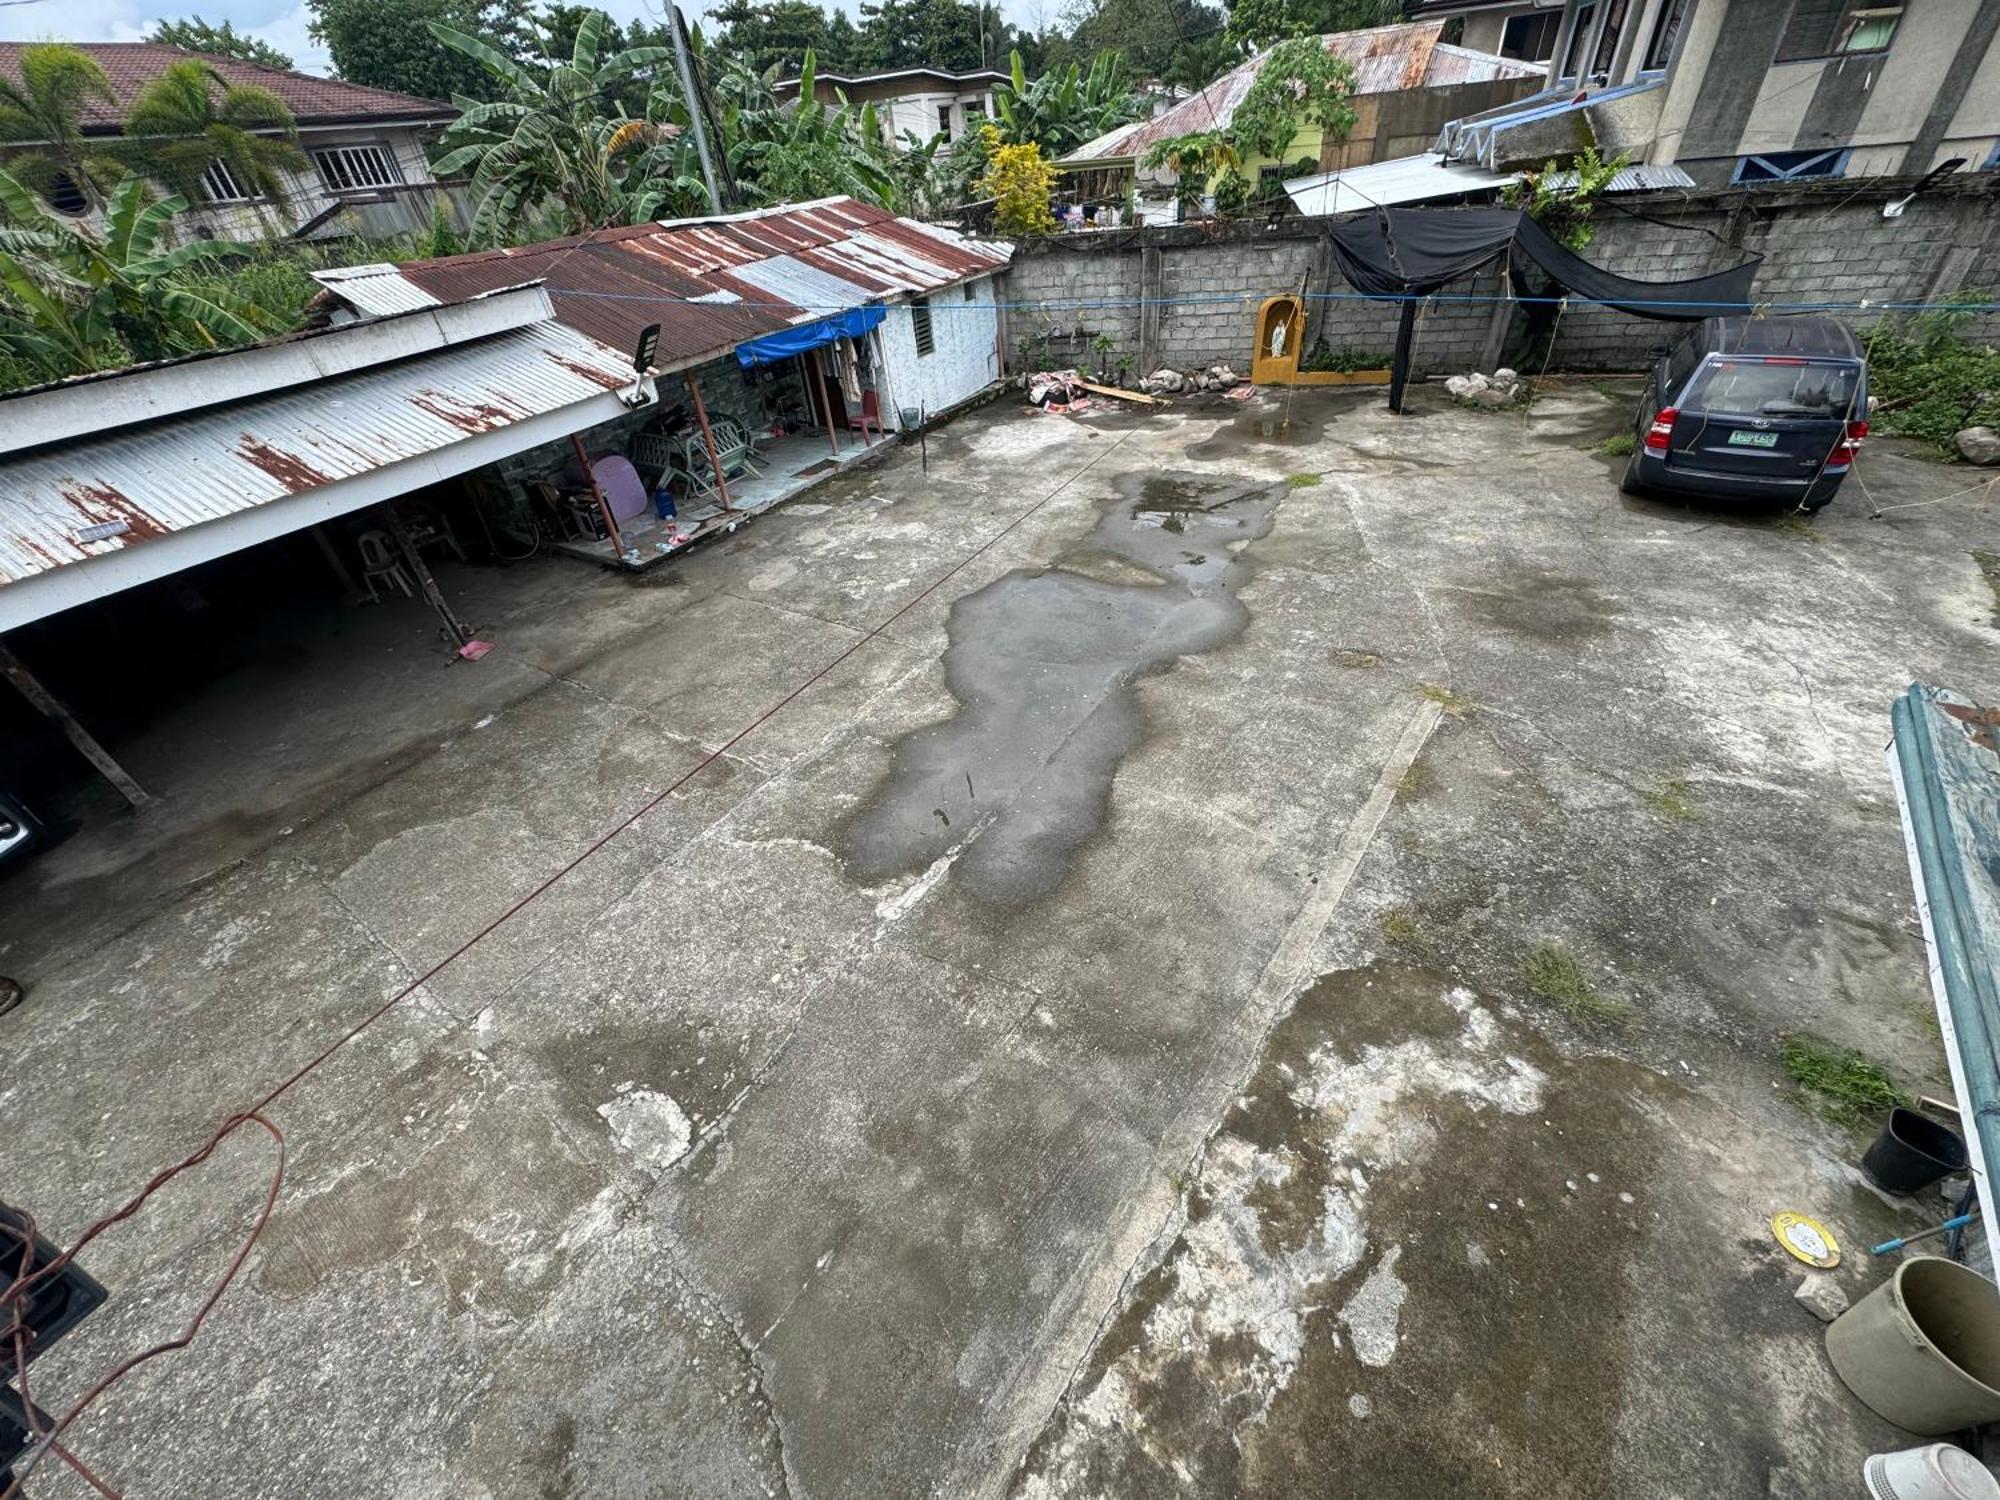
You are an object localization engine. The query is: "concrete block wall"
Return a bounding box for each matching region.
[998,177,2000,379]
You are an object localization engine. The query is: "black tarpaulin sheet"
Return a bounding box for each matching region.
[1327,207,1760,321]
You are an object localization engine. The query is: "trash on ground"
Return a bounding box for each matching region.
[1773,1210,1841,1267]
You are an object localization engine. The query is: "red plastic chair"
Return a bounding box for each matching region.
[847,388,884,445]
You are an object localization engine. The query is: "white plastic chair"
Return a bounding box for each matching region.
[357,530,412,602]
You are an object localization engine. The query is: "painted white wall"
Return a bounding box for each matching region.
[876,90,998,148]
[875,274,1001,427]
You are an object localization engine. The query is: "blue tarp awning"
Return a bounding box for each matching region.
[736,304,886,368]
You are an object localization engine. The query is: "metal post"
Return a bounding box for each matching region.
[668,5,723,215]
[0,640,151,808]
[683,371,733,511]
[384,505,474,646]
[1387,299,1418,414]
[570,434,626,558]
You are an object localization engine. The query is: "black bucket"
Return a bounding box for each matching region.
[1862,1106,1969,1194]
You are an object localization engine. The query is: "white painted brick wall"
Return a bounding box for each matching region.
[878,273,1002,426]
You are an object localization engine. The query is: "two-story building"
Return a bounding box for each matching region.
[1417,0,2000,184]
[0,42,470,243]
[771,66,1010,150]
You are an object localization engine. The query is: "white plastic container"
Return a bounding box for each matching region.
[1864,1443,2000,1500]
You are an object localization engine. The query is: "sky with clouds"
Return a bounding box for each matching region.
[0,0,775,76]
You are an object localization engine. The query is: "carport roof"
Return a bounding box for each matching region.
[0,286,646,630]
[311,197,1012,375]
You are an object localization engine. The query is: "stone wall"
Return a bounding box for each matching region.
[998,175,2000,378]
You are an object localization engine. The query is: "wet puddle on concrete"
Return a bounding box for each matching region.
[839,471,1283,906]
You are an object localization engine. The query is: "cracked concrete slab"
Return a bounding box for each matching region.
[3,384,1996,1498]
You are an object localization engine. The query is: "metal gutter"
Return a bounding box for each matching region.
[1887,683,2000,1272]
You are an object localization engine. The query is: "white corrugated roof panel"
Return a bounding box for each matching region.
[1284,153,1509,215]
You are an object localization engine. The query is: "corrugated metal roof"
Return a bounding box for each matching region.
[312,263,444,314]
[1283,150,1696,215]
[0,320,634,589]
[1062,25,1544,164]
[313,198,1010,374]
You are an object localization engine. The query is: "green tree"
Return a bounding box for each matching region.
[0,169,276,373]
[0,44,119,213]
[1224,0,1399,47]
[1500,144,1627,250]
[1065,0,1230,84]
[308,0,533,101]
[123,60,307,214]
[974,122,1055,234]
[429,11,701,243]
[147,17,295,70]
[858,0,1012,71]
[709,0,862,74]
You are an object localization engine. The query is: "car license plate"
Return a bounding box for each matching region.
[1727,430,1780,448]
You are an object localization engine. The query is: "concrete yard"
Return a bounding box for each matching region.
[4,382,1998,1497]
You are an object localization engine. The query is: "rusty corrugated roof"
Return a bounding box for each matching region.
[1062,24,1545,164]
[313,198,1011,372]
[0,319,634,590]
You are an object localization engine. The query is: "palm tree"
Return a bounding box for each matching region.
[121,60,306,216]
[0,167,275,373]
[429,11,693,244]
[0,43,119,214]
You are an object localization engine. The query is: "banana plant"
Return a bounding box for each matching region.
[430,11,690,244]
[0,167,274,372]
[715,51,898,211]
[992,48,1143,158]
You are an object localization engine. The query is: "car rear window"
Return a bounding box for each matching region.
[1682,358,1859,417]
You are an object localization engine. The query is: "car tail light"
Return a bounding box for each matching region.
[1831,419,1869,466]
[1643,408,1678,454]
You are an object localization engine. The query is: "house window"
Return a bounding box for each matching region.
[911,295,935,356]
[1732,147,1850,182]
[1501,12,1561,60]
[1643,0,1691,68]
[936,104,954,138]
[1589,0,1630,76]
[1777,0,1900,59]
[44,171,87,215]
[200,159,253,203]
[314,144,403,192]
[1558,0,1596,76]
[962,281,977,301]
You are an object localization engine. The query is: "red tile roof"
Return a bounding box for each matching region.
[0,42,453,131]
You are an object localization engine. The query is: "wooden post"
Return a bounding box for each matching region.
[683,370,733,511]
[803,353,839,456]
[309,524,364,603]
[383,505,474,646]
[0,640,152,808]
[1480,266,1515,373]
[570,434,626,558]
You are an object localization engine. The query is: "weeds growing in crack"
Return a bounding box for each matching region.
[1380,906,1421,947]
[1287,472,1324,488]
[1641,774,1699,821]
[1524,941,1629,1024]
[1597,433,1636,457]
[1780,1033,1907,1125]
[1417,682,1476,716]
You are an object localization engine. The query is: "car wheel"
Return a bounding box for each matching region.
[1619,459,1648,498]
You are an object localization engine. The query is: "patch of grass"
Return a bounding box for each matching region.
[1380,906,1421,946]
[1771,513,1819,541]
[1587,378,1636,402]
[1780,1033,1908,1125]
[1416,682,1476,716]
[1523,941,1629,1024]
[1597,432,1636,457]
[1640,774,1698,821]
[1395,761,1432,799]
[1332,648,1382,669]
[1286,472,1323,488]
[1973,550,2000,620]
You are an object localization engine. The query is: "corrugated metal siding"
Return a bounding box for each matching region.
[312,198,1010,373]
[0,323,633,588]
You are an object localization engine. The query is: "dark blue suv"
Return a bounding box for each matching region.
[1622,317,1869,513]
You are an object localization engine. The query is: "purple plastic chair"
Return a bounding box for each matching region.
[590,455,651,524]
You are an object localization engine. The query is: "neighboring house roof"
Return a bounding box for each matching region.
[1061,23,1545,164]
[312,196,1011,376]
[773,67,1010,95]
[1283,149,1694,213]
[0,42,452,133]
[0,286,640,621]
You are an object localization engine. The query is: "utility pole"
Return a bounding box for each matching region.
[668,4,724,215]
